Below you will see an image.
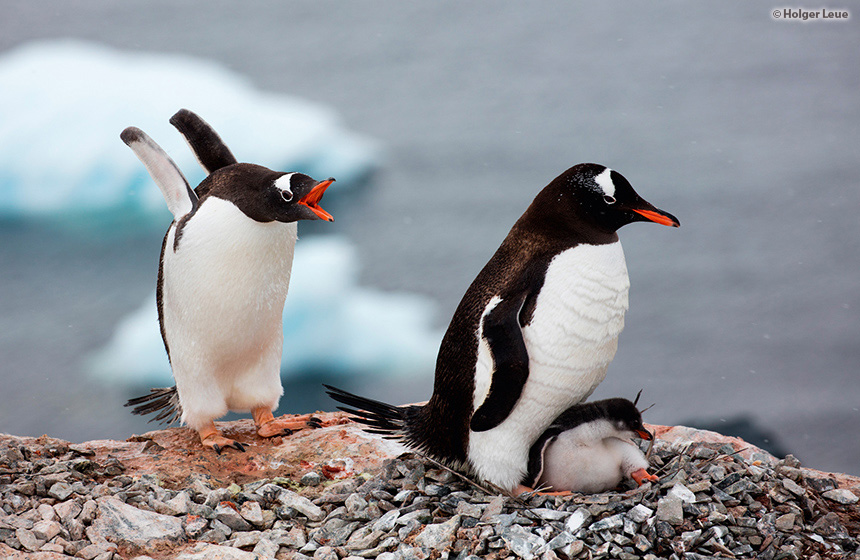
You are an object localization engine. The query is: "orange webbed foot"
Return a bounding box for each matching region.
[199,426,246,454]
[253,408,323,438]
[631,468,659,485]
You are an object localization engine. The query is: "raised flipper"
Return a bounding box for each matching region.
[120,126,198,219]
[169,108,238,174]
[470,292,531,432]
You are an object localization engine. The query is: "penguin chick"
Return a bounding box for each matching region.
[327,163,678,491]
[518,397,659,495]
[123,109,333,453]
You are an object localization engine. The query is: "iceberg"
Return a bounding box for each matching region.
[0,40,379,224]
[88,236,442,385]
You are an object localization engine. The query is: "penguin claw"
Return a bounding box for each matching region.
[233,441,246,452]
[281,428,294,437]
[307,420,323,430]
[213,444,222,455]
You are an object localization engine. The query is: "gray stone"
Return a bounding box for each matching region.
[80,500,98,524]
[177,542,258,559]
[822,488,859,504]
[77,542,118,560]
[781,478,805,497]
[47,482,74,501]
[271,526,307,548]
[501,525,547,560]
[565,508,591,533]
[314,545,339,560]
[656,495,684,525]
[279,489,325,521]
[531,507,568,521]
[54,500,82,523]
[36,503,56,522]
[164,490,193,515]
[454,501,483,518]
[775,513,795,532]
[627,504,653,523]
[668,483,696,503]
[93,497,186,550]
[239,500,264,525]
[396,509,432,526]
[184,515,208,539]
[589,513,624,532]
[414,515,460,550]
[214,503,252,532]
[31,519,63,541]
[253,537,280,558]
[226,530,262,547]
[372,509,401,533]
[546,531,575,550]
[480,495,505,520]
[345,493,368,513]
[300,472,323,486]
[15,528,45,552]
[345,526,384,550]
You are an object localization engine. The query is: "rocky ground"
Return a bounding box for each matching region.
[1,412,858,560]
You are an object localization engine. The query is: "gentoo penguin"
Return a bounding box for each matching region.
[327,163,678,491]
[123,109,334,453]
[519,397,658,495]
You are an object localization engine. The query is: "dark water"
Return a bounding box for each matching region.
[1,2,858,475]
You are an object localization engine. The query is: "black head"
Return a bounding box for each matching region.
[200,164,334,223]
[524,163,679,238]
[602,397,653,441]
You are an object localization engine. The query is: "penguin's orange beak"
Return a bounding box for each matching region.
[632,208,680,227]
[299,178,335,222]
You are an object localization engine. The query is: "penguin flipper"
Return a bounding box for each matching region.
[470,293,531,432]
[121,127,199,219]
[170,109,238,174]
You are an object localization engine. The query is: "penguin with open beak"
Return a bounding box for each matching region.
[123,109,334,453]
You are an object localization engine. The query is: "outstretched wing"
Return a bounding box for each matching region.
[121,126,198,219]
[169,108,238,174]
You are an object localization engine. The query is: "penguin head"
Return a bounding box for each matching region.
[202,164,335,223]
[532,163,679,235]
[601,397,653,441]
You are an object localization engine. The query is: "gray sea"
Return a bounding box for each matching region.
[1,2,858,475]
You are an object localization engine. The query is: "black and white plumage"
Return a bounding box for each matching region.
[328,163,678,491]
[123,109,333,452]
[522,396,657,494]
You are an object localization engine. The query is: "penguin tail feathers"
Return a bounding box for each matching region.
[125,386,182,425]
[324,384,409,438]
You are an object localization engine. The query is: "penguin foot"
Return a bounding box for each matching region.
[199,429,246,454]
[253,408,322,438]
[631,468,659,485]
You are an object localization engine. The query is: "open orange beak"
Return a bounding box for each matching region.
[298,178,335,222]
[632,208,680,227]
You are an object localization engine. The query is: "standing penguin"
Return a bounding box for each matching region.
[328,163,678,491]
[123,109,334,453]
[520,396,659,495]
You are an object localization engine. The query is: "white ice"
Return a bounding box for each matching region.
[0,40,379,222]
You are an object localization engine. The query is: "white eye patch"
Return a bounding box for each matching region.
[275,173,295,201]
[593,168,615,198]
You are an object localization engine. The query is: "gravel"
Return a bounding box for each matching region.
[1,434,859,559]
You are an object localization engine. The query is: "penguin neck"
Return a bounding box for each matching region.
[512,202,619,250]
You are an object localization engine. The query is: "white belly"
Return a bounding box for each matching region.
[468,242,630,490]
[539,433,648,493]
[161,197,296,428]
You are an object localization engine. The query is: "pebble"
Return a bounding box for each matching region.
[2,433,859,559]
[821,488,858,504]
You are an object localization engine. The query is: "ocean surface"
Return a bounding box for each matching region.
[1,2,858,475]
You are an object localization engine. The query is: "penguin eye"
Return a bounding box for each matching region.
[603,195,616,205]
[280,190,293,202]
